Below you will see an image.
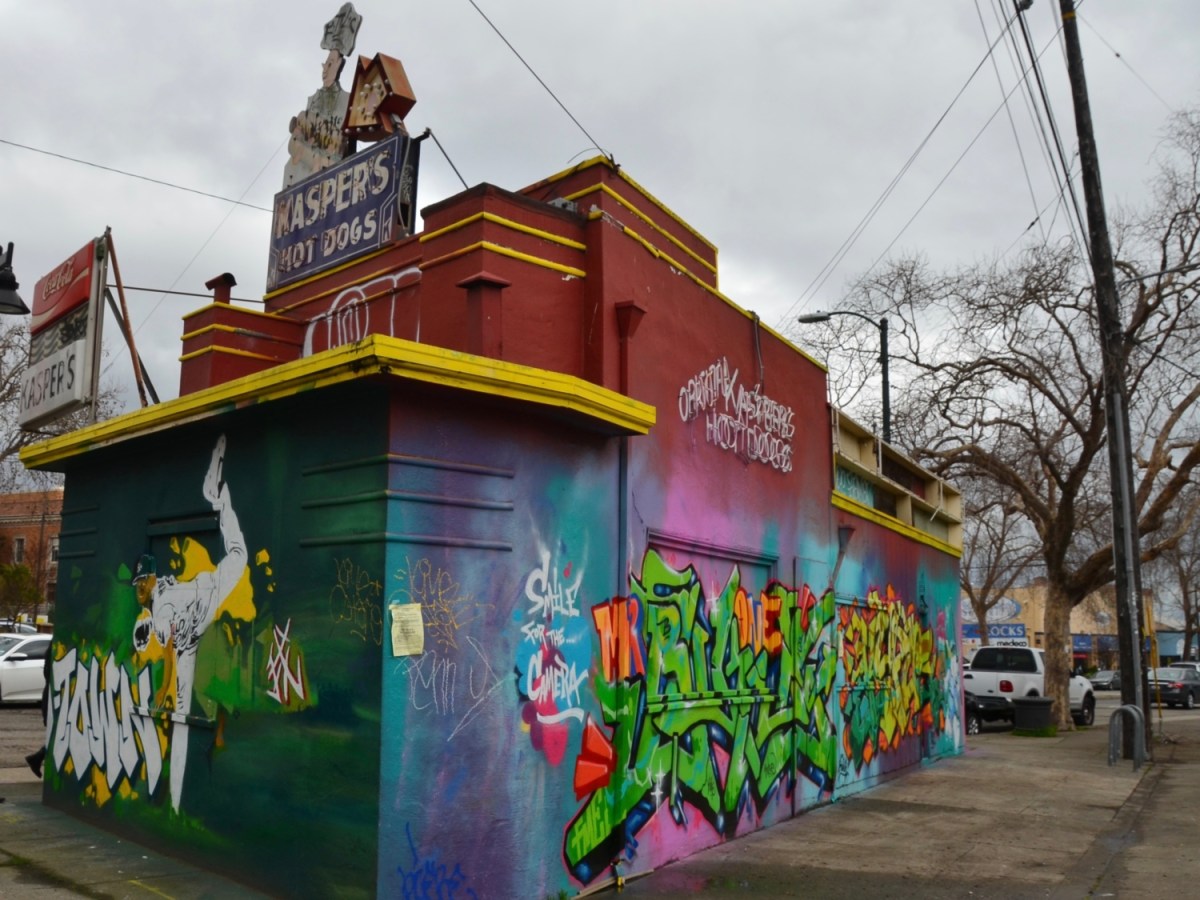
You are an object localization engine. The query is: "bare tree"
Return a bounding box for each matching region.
[801,109,1200,727]
[960,478,1040,644]
[1144,481,1200,661]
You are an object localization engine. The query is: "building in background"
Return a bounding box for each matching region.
[960,580,1139,671]
[0,487,62,626]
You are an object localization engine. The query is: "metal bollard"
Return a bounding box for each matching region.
[1107,704,1146,771]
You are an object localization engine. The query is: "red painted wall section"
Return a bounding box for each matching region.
[177,156,729,402]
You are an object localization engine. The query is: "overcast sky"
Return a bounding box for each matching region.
[3,1,1198,412]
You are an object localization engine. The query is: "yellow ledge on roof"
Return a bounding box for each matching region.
[20,335,658,469]
[831,491,963,558]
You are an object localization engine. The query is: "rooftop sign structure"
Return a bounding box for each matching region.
[282,3,363,190]
[269,4,420,293]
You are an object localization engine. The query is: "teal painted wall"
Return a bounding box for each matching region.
[45,387,390,898]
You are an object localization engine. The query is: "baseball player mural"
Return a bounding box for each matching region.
[131,434,247,811]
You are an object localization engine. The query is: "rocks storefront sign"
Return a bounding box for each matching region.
[678,356,794,472]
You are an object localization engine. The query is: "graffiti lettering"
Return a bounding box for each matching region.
[525,648,587,721]
[401,635,506,741]
[516,541,591,764]
[398,823,479,900]
[303,267,422,356]
[678,356,795,473]
[564,551,842,885]
[391,557,491,653]
[525,546,581,619]
[50,649,164,802]
[839,587,955,771]
[265,618,307,705]
[330,558,384,645]
[591,596,644,682]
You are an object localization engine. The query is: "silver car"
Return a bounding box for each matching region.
[0,634,50,703]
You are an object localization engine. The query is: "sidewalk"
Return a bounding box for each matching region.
[2,712,1197,898]
[617,712,1200,899]
[0,768,268,899]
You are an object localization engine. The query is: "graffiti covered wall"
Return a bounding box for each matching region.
[44,393,390,898]
[368,389,962,898]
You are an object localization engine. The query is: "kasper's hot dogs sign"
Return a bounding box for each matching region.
[267,132,416,292]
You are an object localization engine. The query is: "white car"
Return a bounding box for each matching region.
[0,634,50,703]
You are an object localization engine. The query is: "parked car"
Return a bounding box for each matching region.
[0,634,51,703]
[962,646,1096,726]
[1089,669,1122,691]
[964,690,1012,734]
[1147,666,1200,709]
[1168,660,1200,673]
[0,619,38,634]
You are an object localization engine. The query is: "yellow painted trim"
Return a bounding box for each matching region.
[420,212,586,252]
[21,335,655,468]
[178,345,280,363]
[180,322,303,344]
[421,241,586,279]
[831,492,962,558]
[587,210,825,371]
[536,156,716,253]
[181,303,296,325]
[567,182,718,278]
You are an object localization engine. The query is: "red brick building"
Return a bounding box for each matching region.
[0,487,62,624]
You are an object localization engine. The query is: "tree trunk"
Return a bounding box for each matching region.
[1043,585,1074,728]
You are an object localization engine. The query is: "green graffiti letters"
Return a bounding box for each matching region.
[564,550,838,885]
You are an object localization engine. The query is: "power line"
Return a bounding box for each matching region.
[785,7,1026,323]
[465,0,612,164]
[1079,13,1175,114]
[976,0,1047,247]
[0,138,273,213]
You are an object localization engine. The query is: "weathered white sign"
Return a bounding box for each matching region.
[19,337,89,429]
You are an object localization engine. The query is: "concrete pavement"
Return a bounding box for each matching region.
[1,697,1197,898]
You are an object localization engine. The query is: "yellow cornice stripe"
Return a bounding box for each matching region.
[832,492,962,558]
[536,156,716,253]
[588,210,825,371]
[181,303,292,325]
[615,169,718,254]
[274,254,424,316]
[21,335,655,468]
[178,345,281,363]
[180,322,303,345]
[420,212,586,251]
[421,241,586,279]
[567,182,718,279]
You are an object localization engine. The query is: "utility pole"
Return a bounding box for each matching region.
[1057,0,1145,751]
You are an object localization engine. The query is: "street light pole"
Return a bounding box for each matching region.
[798,310,891,443]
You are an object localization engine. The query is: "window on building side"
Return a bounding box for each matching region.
[50,536,59,563]
[13,536,24,564]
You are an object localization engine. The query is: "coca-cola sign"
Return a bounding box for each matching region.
[31,240,96,336]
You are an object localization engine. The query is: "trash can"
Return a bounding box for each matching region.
[1012,696,1055,730]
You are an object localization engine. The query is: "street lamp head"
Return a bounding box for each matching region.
[796,311,833,324]
[0,242,31,316]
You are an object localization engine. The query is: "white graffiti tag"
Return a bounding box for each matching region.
[677,355,795,473]
[50,649,164,797]
[401,635,507,741]
[525,546,582,619]
[266,619,306,704]
[524,650,587,724]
